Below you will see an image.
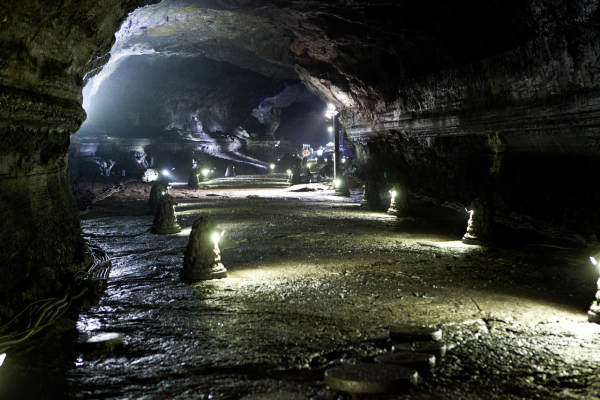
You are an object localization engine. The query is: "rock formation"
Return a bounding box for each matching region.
[151,194,181,234]
[388,184,409,218]
[180,216,227,281]
[188,169,200,189]
[147,182,170,215]
[462,198,495,246]
[360,179,383,210]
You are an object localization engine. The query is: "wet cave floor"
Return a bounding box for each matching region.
[3,181,600,399]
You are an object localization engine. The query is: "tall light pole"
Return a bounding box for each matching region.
[326,104,349,196]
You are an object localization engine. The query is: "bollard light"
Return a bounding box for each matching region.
[180,217,227,281]
[589,255,600,323]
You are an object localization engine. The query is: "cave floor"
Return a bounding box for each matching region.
[2,181,600,400]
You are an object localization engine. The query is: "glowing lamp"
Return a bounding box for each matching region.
[287,169,292,175]
[390,190,398,198]
[328,103,336,111]
[212,232,221,245]
[0,353,5,367]
[334,179,341,187]
[328,127,333,133]
[270,164,275,170]
[202,169,210,176]
[317,150,323,156]
[342,158,346,163]
[162,169,170,176]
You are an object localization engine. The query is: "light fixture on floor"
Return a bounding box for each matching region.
[589,255,600,323]
[151,194,182,234]
[180,217,227,281]
[462,198,494,246]
[387,183,409,217]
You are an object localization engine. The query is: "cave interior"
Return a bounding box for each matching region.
[2,0,600,399]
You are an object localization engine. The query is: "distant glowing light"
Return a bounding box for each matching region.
[0,353,5,367]
[325,104,338,119]
[317,150,323,156]
[334,179,341,187]
[591,257,598,266]
[270,164,275,170]
[390,190,398,198]
[162,169,170,176]
[287,169,292,175]
[212,232,221,245]
[202,169,210,176]
[328,127,333,133]
[341,158,346,163]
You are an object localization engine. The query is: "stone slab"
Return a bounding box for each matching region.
[324,363,418,394]
[375,352,436,373]
[391,341,447,358]
[389,325,442,343]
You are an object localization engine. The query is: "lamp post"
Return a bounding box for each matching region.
[326,104,349,196]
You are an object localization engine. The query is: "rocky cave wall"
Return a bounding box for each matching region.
[0,0,154,302]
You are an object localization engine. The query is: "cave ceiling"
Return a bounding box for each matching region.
[87,0,537,134]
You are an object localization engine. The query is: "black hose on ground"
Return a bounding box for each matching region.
[0,241,111,353]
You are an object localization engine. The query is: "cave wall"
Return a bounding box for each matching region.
[287,1,600,234]
[0,0,152,301]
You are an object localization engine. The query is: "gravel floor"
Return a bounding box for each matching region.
[2,180,600,400]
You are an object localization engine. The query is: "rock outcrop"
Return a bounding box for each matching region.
[0,0,154,302]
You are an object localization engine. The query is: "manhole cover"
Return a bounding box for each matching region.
[324,363,418,394]
[389,325,442,343]
[375,352,435,373]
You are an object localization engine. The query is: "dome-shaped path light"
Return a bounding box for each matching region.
[387,183,409,217]
[180,216,227,281]
[462,197,494,246]
[151,193,182,234]
[146,182,169,215]
[360,179,383,210]
[589,256,600,323]
[188,168,200,189]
